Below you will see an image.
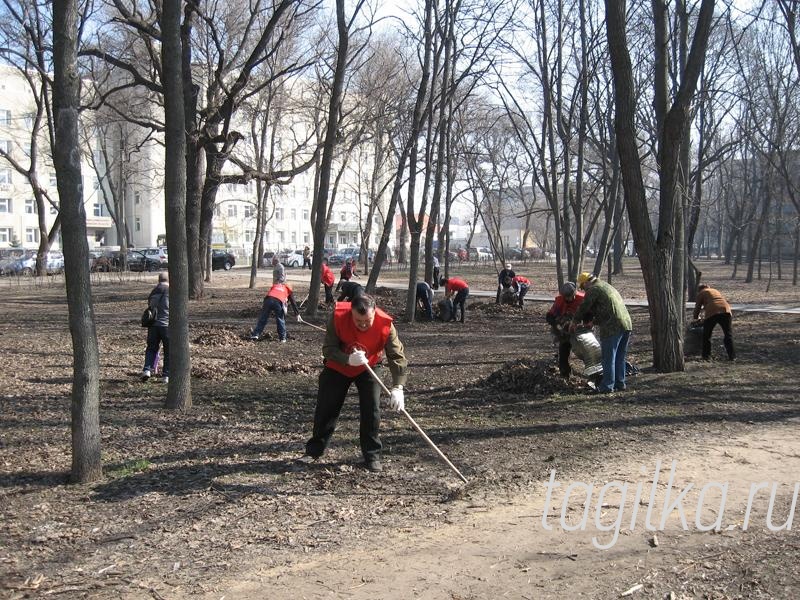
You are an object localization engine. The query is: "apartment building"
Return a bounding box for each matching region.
[0,63,396,257]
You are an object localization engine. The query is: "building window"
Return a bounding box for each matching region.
[134,192,141,205]
[264,231,270,242]
[275,207,284,221]
[302,209,309,220]
[93,178,100,190]
[244,205,254,218]
[93,203,104,217]
[291,232,296,243]
[227,204,237,218]
[303,233,309,244]
[339,233,347,245]
[25,199,37,214]
[25,227,39,243]
[340,212,346,222]
[328,235,335,245]
[0,110,10,125]
[49,173,57,187]
[278,231,285,243]
[0,227,11,243]
[290,208,296,220]
[214,205,221,217]
[135,216,141,232]
[244,230,255,243]
[0,169,11,184]
[351,234,358,244]
[0,198,11,212]
[49,205,58,215]
[0,140,10,154]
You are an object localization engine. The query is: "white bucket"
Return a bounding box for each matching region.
[571,330,604,376]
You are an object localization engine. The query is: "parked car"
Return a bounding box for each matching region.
[279,249,304,267]
[211,249,236,271]
[127,250,162,272]
[506,248,525,260]
[468,247,493,261]
[0,250,26,275]
[327,253,344,266]
[6,251,64,276]
[263,251,276,261]
[143,247,168,267]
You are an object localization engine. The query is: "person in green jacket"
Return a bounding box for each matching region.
[570,273,632,393]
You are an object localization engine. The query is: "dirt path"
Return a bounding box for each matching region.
[209,422,800,600]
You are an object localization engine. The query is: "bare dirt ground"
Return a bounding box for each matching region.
[1,258,799,599]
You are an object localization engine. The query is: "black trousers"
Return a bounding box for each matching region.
[324,284,334,304]
[452,288,469,322]
[558,339,572,377]
[305,366,382,462]
[702,312,735,360]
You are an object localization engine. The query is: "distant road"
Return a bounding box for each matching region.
[369,281,800,315]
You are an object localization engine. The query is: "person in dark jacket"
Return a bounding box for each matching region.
[337,280,365,302]
[496,263,516,303]
[142,272,169,383]
[416,280,434,320]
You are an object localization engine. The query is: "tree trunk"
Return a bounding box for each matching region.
[53,0,102,483]
[161,0,192,410]
[604,0,714,372]
[306,0,350,317]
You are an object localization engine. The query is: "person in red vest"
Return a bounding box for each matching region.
[336,258,359,292]
[321,257,335,306]
[250,281,300,342]
[545,281,586,377]
[442,276,469,323]
[512,274,531,308]
[300,294,408,472]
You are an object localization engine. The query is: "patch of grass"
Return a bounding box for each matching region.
[107,458,151,478]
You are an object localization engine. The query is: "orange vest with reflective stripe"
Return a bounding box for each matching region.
[327,303,393,378]
[267,282,292,303]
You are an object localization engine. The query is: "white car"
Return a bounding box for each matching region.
[143,247,168,267]
[280,250,305,267]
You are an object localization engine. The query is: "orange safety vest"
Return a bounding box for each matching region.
[327,302,393,378]
[446,277,468,293]
[321,264,335,286]
[267,282,293,303]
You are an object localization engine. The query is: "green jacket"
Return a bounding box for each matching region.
[573,280,632,338]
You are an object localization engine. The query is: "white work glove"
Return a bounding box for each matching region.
[347,350,369,366]
[387,386,405,412]
[296,314,302,322]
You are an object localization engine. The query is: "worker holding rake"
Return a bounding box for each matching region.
[299,294,407,473]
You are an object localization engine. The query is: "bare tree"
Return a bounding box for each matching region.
[0,0,62,275]
[604,0,715,371]
[161,0,191,410]
[306,0,369,316]
[53,0,102,483]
